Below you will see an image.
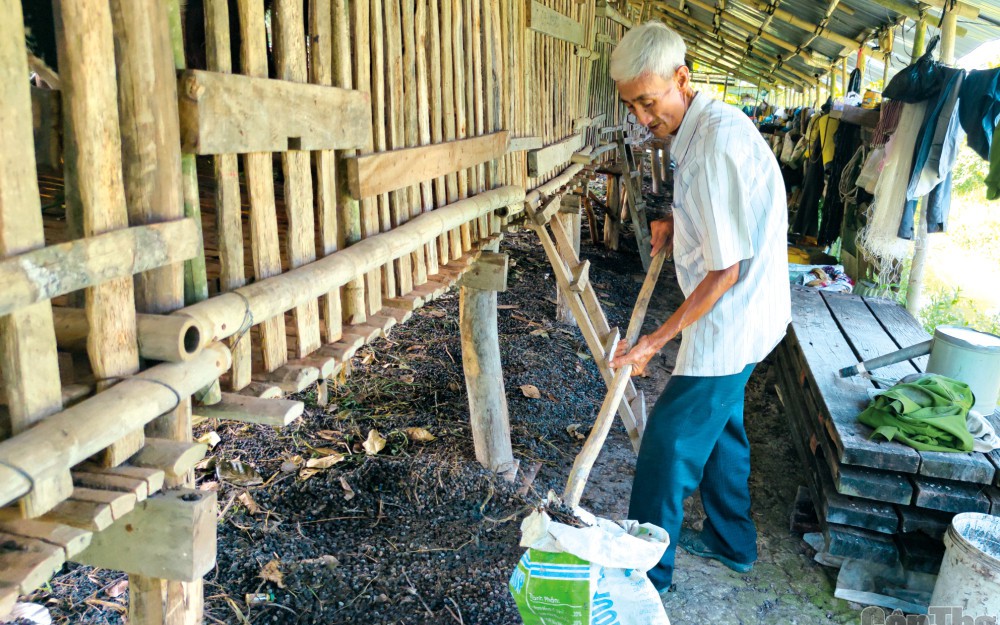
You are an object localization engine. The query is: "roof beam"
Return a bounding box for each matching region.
[650,4,812,85]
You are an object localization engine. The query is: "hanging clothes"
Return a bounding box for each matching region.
[872,100,904,148]
[793,146,825,238]
[898,67,965,238]
[958,67,1000,160]
[818,122,861,246]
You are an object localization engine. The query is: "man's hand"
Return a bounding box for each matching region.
[608,335,659,377]
[649,216,674,258]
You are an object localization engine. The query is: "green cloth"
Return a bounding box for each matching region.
[857,374,975,453]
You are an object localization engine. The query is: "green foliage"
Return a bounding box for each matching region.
[919,287,1000,337]
[951,141,992,197]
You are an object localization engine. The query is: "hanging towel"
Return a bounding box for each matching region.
[857,374,975,453]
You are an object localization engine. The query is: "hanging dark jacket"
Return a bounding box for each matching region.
[958,67,1000,161]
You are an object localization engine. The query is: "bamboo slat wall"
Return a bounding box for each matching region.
[1,0,631,620]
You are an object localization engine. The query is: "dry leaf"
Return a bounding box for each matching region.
[447,381,461,392]
[196,431,221,448]
[311,446,341,457]
[362,429,386,455]
[423,308,446,318]
[105,578,129,598]
[237,491,259,515]
[339,476,356,501]
[260,560,285,588]
[400,374,415,384]
[497,304,519,310]
[305,452,345,469]
[529,328,550,338]
[520,384,542,399]
[403,427,437,443]
[576,351,592,361]
[316,430,344,442]
[199,480,219,492]
[298,468,322,480]
[566,424,587,440]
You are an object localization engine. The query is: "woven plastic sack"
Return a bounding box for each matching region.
[509,508,671,625]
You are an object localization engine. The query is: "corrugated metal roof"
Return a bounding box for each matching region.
[643,0,1000,91]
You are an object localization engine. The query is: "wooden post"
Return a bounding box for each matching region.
[459,246,514,476]
[555,196,582,326]
[53,0,142,465]
[0,0,65,516]
[905,14,935,315]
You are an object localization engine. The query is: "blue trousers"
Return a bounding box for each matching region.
[628,363,757,590]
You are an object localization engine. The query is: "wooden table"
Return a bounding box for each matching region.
[776,286,1000,571]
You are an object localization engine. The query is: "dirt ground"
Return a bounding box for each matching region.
[23,178,863,625]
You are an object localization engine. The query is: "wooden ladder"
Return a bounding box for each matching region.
[524,194,648,455]
[615,129,653,269]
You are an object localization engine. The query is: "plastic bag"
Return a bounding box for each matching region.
[509,508,671,625]
[883,36,943,102]
[856,145,885,193]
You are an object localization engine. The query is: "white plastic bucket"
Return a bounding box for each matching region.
[926,326,1000,415]
[928,513,1000,620]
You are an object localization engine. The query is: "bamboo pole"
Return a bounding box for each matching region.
[333,0,367,325]
[308,0,343,346]
[203,0,252,389]
[427,0,450,262]
[178,186,525,343]
[564,251,666,508]
[386,0,413,295]
[415,0,439,275]
[52,307,203,363]
[353,0,382,316]
[235,0,288,373]
[0,344,232,510]
[274,0,321,359]
[402,0,429,285]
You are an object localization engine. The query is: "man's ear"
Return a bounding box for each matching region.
[675,65,691,89]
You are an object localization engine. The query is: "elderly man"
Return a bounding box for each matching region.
[607,21,791,594]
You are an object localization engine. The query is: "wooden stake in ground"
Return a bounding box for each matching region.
[564,250,666,509]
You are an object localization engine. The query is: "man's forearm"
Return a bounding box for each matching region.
[646,263,740,351]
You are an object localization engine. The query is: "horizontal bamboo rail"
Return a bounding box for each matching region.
[177,185,525,343]
[0,343,232,510]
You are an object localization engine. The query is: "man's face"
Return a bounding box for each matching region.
[617,67,690,139]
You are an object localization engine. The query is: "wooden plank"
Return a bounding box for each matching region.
[912,476,992,514]
[527,133,585,177]
[71,487,136,520]
[788,288,921,472]
[824,523,899,565]
[130,438,208,480]
[0,519,91,559]
[528,1,585,47]
[0,532,64,594]
[595,0,632,28]
[36,499,114,532]
[345,132,510,200]
[862,296,932,371]
[507,136,544,152]
[822,292,919,385]
[252,363,320,393]
[0,0,64,454]
[0,219,200,318]
[178,69,369,154]
[72,469,150,501]
[193,393,304,426]
[74,489,216,582]
[93,465,165,496]
[274,0,321,359]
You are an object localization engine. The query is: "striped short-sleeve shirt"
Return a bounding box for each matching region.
[668,93,792,377]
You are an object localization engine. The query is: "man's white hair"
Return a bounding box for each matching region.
[609,21,687,83]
